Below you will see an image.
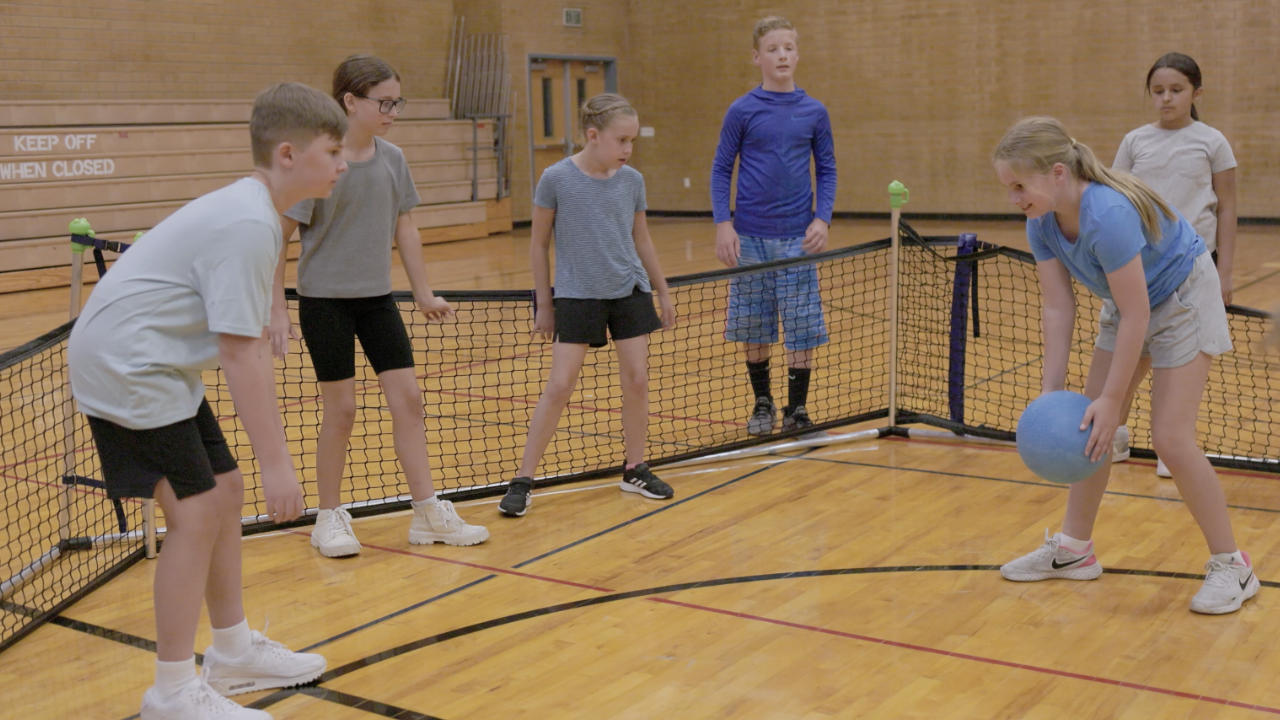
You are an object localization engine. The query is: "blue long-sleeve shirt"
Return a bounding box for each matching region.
[710,86,837,239]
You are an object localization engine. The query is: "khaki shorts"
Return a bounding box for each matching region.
[1096,252,1232,368]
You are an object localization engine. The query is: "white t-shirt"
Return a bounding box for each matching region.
[69,178,280,429]
[1113,121,1236,252]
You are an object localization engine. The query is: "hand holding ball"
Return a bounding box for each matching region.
[1016,391,1107,484]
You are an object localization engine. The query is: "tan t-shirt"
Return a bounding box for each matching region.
[1114,121,1236,252]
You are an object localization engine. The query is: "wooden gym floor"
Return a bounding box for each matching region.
[1,217,1278,719]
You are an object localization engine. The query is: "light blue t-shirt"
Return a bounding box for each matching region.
[1026,183,1203,306]
[533,157,650,300]
[69,178,280,428]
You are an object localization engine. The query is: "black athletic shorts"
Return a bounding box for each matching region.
[86,399,237,500]
[552,286,662,348]
[298,294,415,382]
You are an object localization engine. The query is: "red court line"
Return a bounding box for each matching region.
[299,534,1280,715]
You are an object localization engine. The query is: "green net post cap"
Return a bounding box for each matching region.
[69,217,93,253]
[888,180,909,208]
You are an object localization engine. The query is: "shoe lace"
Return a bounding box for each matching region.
[245,629,295,663]
[752,397,773,415]
[320,508,356,543]
[183,679,243,715]
[429,500,466,530]
[1033,528,1060,559]
[1201,558,1238,591]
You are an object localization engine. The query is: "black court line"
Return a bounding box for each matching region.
[102,457,802,720]
[71,447,1268,718]
[264,686,446,719]
[244,565,1280,717]
[296,457,792,652]
[108,560,1280,719]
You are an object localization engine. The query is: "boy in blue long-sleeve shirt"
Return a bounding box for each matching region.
[711,15,837,434]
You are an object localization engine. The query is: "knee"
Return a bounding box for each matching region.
[385,385,424,418]
[322,397,358,431]
[542,377,576,405]
[1149,425,1194,459]
[214,470,247,516]
[620,366,648,395]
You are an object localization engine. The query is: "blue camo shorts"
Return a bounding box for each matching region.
[724,235,827,351]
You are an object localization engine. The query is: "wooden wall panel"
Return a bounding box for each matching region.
[2,1,1275,219]
[622,0,1280,218]
[454,0,630,220]
[0,0,453,100]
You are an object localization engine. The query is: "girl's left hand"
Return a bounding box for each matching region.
[416,294,454,323]
[1219,267,1233,307]
[658,296,676,330]
[1080,395,1120,464]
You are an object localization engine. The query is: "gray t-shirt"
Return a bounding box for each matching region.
[1113,121,1236,252]
[286,137,420,297]
[533,157,650,299]
[69,177,280,429]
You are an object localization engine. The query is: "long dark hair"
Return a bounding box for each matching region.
[1146,52,1202,121]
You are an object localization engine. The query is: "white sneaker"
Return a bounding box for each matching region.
[1155,457,1173,478]
[203,630,326,696]
[1000,529,1103,582]
[410,499,490,546]
[1111,425,1130,463]
[140,678,271,719]
[1190,552,1260,614]
[311,507,361,558]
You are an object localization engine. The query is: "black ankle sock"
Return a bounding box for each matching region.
[747,360,771,400]
[787,367,811,409]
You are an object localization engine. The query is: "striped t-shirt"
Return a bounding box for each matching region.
[533,157,650,299]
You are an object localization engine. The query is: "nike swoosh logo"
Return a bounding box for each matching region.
[1240,573,1254,591]
[1051,556,1088,570]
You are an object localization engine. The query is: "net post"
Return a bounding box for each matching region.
[143,499,157,558]
[948,233,979,424]
[887,181,909,427]
[61,219,94,546]
[68,218,91,320]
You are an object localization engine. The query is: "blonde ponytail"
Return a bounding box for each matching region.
[994,116,1173,242]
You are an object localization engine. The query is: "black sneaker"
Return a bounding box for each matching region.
[619,463,674,499]
[499,477,533,516]
[782,404,813,432]
[746,395,776,436]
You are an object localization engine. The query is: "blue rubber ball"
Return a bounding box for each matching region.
[1016,390,1107,484]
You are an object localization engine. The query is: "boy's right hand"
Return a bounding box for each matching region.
[715,223,740,267]
[261,463,304,522]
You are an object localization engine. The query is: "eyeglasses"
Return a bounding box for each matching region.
[354,94,407,115]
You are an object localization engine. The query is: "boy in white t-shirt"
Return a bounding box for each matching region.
[68,83,348,720]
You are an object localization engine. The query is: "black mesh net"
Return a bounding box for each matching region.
[1,224,1275,652]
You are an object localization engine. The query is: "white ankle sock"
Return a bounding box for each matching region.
[211,618,251,659]
[154,657,196,697]
[1058,533,1092,554]
[1213,550,1247,565]
[412,496,439,509]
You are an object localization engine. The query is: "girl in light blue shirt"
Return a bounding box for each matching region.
[991,116,1253,615]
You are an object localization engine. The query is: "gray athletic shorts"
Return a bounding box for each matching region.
[1095,252,1232,368]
